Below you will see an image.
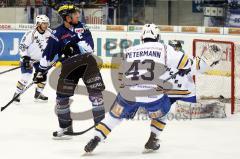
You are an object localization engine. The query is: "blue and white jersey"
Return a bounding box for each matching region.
[19,28,52,61]
[39,22,94,69]
[120,42,191,103]
[167,53,209,99]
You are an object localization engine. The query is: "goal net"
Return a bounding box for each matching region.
[193,39,240,114]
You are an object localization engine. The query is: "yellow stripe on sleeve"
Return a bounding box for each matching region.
[178,55,189,69]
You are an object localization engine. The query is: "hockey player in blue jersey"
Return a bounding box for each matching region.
[33,2,105,137]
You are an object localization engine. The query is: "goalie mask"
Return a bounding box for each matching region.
[141,24,160,42]
[169,40,182,51]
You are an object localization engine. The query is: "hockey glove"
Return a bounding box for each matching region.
[61,41,76,58]
[201,44,222,67]
[178,68,191,77]
[22,56,32,70]
[33,69,47,84]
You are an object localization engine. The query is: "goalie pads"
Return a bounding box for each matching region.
[175,100,226,119]
[200,44,223,67]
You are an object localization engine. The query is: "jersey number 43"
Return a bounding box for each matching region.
[125,59,155,81]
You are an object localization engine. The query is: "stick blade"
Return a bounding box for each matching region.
[1,107,6,112]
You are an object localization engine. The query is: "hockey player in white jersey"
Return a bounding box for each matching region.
[166,40,198,104]
[13,15,51,102]
[167,40,222,105]
[84,24,192,153]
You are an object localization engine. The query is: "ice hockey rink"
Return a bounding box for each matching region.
[0,66,240,159]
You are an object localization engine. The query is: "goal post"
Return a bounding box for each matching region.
[193,39,239,114]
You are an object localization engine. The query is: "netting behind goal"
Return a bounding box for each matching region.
[193,39,240,114]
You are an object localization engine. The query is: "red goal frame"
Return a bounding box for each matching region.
[193,39,236,114]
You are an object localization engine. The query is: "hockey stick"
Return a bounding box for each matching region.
[0,59,39,75]
[63,124,96,136]
[1,82,35,112]
[63,68,183,136]
[63,113,106,136]
[1,59,60,112]
[0,66,21,75]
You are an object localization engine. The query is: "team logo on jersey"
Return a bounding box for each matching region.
[75,28,84,33]
[19,44,27,52]
[0,38,4,56]
[60,33,72,40]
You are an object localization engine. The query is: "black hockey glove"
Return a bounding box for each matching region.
[22,56,31,70]
[33,69,47,84]
[178,68,191,77]
[61,41,76,58]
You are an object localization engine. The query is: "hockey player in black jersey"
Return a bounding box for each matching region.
[33,2,105,137]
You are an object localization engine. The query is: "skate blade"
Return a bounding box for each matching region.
[82,152,94,156]
[34,99,48,103]
[52,136,72,140]
[13,102,21,105]
[142,149,157,154]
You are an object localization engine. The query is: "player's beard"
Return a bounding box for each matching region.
[69,20,79,26]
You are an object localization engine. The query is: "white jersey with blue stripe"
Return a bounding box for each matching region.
[167,53,209,98]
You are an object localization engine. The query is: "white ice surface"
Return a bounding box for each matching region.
[0,66,240,159]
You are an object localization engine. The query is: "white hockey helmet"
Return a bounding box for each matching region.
[141,23,160,41]
[35,15,50,26]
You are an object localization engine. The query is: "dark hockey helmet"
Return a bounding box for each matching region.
[169,40,182,51]
[56,1,80,21]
